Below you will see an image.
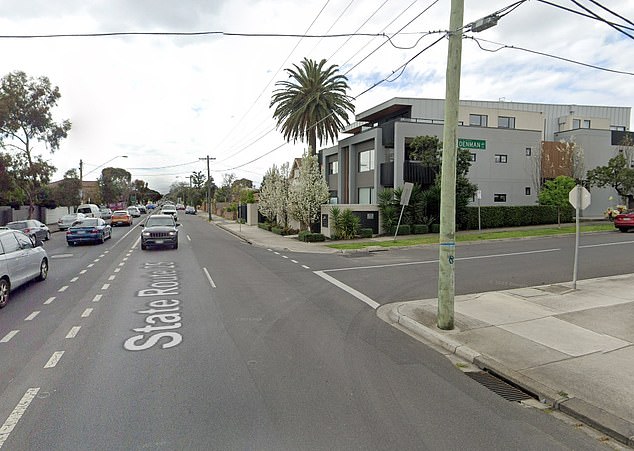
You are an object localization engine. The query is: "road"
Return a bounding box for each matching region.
[0,214,624,450]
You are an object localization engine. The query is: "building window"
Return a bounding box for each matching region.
[525,147,532,156]
[469,114,488,127]
[494,194,507,202]
[358,187,373,204]
[498,116,515,129]
[583,119,591,128]
[328,160,338,175]
[329,191,338,204]
[611,125,626,131]
[494,154,508,163]
[358,150,374,172]
[573,119,581,129]
[470,153,476,162]
[525,187,531,195]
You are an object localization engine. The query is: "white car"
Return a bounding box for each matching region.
[0,229,49,308]
[127,206,141,218]
[57,212,86,230]
[160,205,178,220]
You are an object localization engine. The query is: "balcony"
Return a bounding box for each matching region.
[380,161,438,187]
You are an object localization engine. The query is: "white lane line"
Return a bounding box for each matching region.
[24,311,40,321]
[581,240,634,249]
[187,235,191,241]
[314,270,380,310]
[301,265,310,269]
[267,249,273,252]
[0,387,40,448]
[58,286,68,292]
[108,275,116,281]
[203,267,217,288]
[118,262,125,267]
[274,251,280,255]
[43,297,55,305]
[79,269,87,274]
[101,284,110,290]
[114,268,120,273]
[104,251,109,254]
[92,294,102,303]
[0,330,19,343]
[87,263,94,268]
[291,259,298,264]
[282,255,289,259]
[70,277,79,283]
[81,308,93,318]
[99,254,105,258]
[122,257,128,261]
[44,351,64,368]
[93,259,100,262]
[65,326,81,339]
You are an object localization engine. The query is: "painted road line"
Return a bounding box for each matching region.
[0,387,40,449]
[314,271,380,310]
[187,235,191,241]
[24,311,40,321]
[118,262,125,267]
[99,254,105,258]
[58,286,68,292]
[108,275,116,281]
[101,284,110,290]
[581,240,634,249]
[282,255,288,259]
[44,351,64,368]
[43,297,55,305]
[93,259,100,262]
[70,277,79,283]
[291,259,298,264]
[87,263,94,268]
[301,265,310,269]
[203,267,217,289]
[122,257,128,261]
[65,326,81,339]
[114,268,121,273]
[0,330,19,343]
[81,308,93,318]
[274,252,280,255]
[92,294,102,303]
[79,269,87,274]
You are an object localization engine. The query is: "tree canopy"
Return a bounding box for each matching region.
[288,152,329,230]
[270,58,355,156]
[586,153,634,204]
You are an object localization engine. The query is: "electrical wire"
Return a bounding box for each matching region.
[568,0,634,40]
[535,0,634,32]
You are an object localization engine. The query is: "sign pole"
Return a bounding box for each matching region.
[572,186,581,290]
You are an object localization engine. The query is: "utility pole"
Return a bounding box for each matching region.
[199,155,215,221]
[79,159,84,204]
[437,0,464,330]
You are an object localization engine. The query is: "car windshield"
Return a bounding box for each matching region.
[113,211,127,215]
[7,222,27,230]
[146,218,174,227]
[75,219,99,227]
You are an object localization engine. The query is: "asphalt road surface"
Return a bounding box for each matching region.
[0,214,622,450]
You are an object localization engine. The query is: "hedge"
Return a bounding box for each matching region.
[412,224,429,234]
[463,205,574,230]
[359,228,373,238]
[396,224,411,236]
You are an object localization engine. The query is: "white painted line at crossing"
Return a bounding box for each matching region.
[0,330,19,343]
[24,311,40,321]
[101,284,110,290]
[108,275,116,281]
[203,267,217,288]
[43,297,55,305]
[44,351,64,368]
[70,277,79,283]
[58,286,68,292]
[187,235,191,241]
[81,308,93,318]
[314,271,380,310]
[0,387,40,449]
[92,294,102,303]
[66,326,81,339]
[282,255,288,259]
[99,254,105,258]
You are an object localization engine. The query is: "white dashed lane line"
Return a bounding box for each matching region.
[92,294,102,303]
[58,286,68,292]
[81,308,93,318]
[101,284,110,290]
[65,326,81,339]
[79,270,87,274]
[0,330,19,343]
[43,297,55,305]
[0,387,40,449]
[70,277,79,283]
[44,351,64,368]
[108,275,116,281]
[24,311,40,321]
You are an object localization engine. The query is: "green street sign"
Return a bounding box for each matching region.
[458,138,486,150]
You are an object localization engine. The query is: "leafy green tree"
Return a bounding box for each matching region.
[0,71,71,216]
[538,175,576,227]
[98,167,131,205]
[586,153,634,206]
[52,169,81,211]
[0,152,15,203]
[270,58,355,156]
[288,152,329,231]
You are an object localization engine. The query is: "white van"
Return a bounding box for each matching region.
[77,204,102,218]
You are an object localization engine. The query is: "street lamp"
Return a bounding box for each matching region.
[79,155,128,203]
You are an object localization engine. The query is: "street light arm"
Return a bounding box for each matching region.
[83,155,128,178]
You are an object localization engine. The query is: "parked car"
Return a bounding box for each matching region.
[160,205,178,220]
[176,203,185,210]
[127,206,141,218]
[136,205,147,214]
[185,206,196,215]
[66,218,112,246]
[140,214,180,250]
[57,213,86,230]
[6,220,51,241]
[111,210,133,227]
[99,208,113,220]
[77,203,102,218]
[0,229,48,308]
[614,210,634,232]
[146,203,156,210]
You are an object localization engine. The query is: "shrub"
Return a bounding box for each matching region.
[463,205,574,229]
[412,224,428,234]
[359,228,373,238]
[298,230,312,241]
[330,207,360,240]
[271,226,283,235]
[299,232,325,242]
[430,223,440,233]
[396,224,411,235]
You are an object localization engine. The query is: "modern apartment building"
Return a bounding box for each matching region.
[319,97,632,219]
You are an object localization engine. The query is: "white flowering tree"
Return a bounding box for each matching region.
[258,162,290,228]
[288,152,329,231]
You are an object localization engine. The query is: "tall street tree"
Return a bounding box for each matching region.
[288,151,329,231]
[0,71,71,217]
[270,58,355,156]
[586,152,634,207]
[98,167,132,205]
[52,168,81,212]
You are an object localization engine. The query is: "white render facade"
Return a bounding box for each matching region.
[320,97,631,218]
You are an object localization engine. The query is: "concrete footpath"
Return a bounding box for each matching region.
[209,215,634,447]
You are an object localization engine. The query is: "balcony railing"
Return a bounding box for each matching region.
[380,161,438,187]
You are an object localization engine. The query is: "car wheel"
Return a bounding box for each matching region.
[0,278,9,308]
[100,233,106,244]
[38,259,48,281]
[173,241,178,249]
[618,227,629,232]
[141,242,147,250]
[45,231,51,241]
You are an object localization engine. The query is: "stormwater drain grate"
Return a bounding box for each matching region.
[465,371,533,402]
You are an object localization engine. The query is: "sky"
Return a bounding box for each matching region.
[1,0,633,194]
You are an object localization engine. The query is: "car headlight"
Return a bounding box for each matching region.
[168,231,176,236]
[142,231,151,237]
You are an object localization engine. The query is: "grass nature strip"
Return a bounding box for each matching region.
[325,223,615,250]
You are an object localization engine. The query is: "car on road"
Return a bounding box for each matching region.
[185,206,196,215]
[111,210,133,227]
[140,214,180,250]
[57,213,87,230]
[160,204,178,220]
[99,208,113,220]
[614,210,634,232]
[0,229,48,308]
[136,205,147,214]
[66,218,112,246]
[146,203,156,210]
[127,206,141,218]
[176,203,185,210]
[6,219,51,241]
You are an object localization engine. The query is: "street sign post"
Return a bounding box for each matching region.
[394,183,414,241]
[569,185,591,290]
[457,138,486,150]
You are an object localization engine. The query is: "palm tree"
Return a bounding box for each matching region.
[270,58,355,156]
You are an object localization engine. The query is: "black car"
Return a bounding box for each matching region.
[140,214,180,250]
